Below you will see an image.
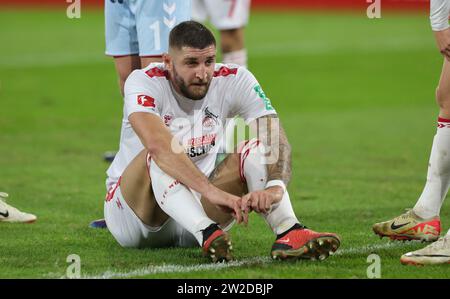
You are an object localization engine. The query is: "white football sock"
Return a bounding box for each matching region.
[222,49,247,68]
[414,117,450,219]
[149,159,214,246]
[240,139,299,235]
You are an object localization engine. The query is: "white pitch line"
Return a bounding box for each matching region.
[81,256,272,279]
[74,241,412,279]
[334,241,412,256]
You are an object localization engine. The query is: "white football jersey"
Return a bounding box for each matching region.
[106,62,276,190]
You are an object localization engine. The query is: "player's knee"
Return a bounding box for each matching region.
[220,29,243,53]
[435,85,450,111]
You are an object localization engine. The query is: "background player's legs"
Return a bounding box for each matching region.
[119,150,169,227]
[200,0,250,67]
[113,55,141,97]
[436,58,450,119]
[220,28,247,67]
[413,58,450,219]
[372,59,450,242]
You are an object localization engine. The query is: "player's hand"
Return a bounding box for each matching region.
[434,28,450,61]
[239,186,284,224]
[205,187,245,225]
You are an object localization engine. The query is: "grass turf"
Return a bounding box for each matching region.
[0,8,449,278]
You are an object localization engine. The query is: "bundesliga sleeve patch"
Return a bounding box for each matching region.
[137,94,156,108]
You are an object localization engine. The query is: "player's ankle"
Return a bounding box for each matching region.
[201,223,221,246]
[276,223,306,239]
[412,206,439,220]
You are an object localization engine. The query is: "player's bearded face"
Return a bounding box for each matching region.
[170,46,216,101]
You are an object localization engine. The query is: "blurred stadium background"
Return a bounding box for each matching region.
[1,0,449,278]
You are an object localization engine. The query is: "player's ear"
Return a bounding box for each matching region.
[163,53,172,71]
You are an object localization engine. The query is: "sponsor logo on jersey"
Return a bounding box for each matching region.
[137,95,155,108]
[253,85,274,111]
[186,133,217,158]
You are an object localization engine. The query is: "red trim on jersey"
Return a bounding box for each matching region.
[438,117,450,123]
[213,66,238,77]
[145,67,169,79]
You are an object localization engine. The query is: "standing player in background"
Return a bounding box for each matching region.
[192,0,250,68]
[0,192,36,224]
[373,0,450,265]
[91,0,191,228]
[105,0,191,96]
[192,0,252,159]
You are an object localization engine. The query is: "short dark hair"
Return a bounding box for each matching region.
[169,21,216,50]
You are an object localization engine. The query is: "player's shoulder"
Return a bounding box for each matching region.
[213,63,249,79]
[213,63,257,90]
[125,63,169,92]
[128,62,169,82]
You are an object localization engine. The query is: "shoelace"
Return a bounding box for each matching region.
[398,209,415,221]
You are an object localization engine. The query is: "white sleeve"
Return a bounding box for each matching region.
[123,70,162,119]
[230,67,277,124]
[430,0,450,31]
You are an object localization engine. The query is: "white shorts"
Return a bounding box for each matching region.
[104,178,198,249]
[192,0,251,30]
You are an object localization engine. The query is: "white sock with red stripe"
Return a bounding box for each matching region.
[222,49,247,68]
[149,159,215,246]
[240,139,299,235]
[413,117,450,219]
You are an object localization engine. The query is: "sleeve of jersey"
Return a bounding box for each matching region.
[231,68,277,124]
[430,0,450,31]
[124,70,162,119]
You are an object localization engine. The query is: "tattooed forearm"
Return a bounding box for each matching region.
[253,115,292,186]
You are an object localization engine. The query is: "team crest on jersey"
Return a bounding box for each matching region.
[202,107,219,129]
[137,94,155,108]
[163,114,173,127]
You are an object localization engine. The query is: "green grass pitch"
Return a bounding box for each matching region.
[0,8,449,278]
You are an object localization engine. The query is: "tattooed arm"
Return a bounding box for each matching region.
[254,114,292,186]
[239,114,292,218]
